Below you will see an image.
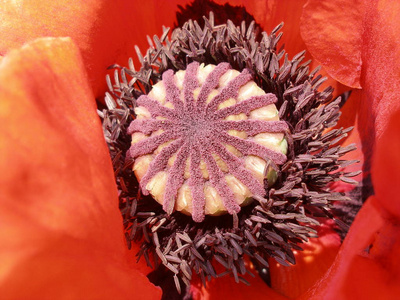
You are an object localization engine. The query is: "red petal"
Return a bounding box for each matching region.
[300,0,363,88]
[0,233,160,299]
[0,0,189,98]
[301,0,400,138]
[359,0,400,140]
[337,0,400,197]
[301,197,400,299]
[373,108,400,219]
[191,264,288,300]
[269,222,341,298]
[0,37,160,298]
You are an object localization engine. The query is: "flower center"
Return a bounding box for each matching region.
[128,62,288,222]
[101,11,359,295]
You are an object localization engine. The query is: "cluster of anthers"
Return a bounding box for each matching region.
[99,12,359,294]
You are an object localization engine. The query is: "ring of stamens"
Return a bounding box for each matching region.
[101,12,359,293]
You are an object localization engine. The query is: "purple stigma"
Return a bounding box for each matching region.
[128,62,288,222]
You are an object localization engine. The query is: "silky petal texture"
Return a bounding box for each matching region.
[301,0,400,139]
[0,37,160,299]
[359,0,400,140]
[0,0,190,98]
[373,109,400,219]
[300,0,363,88]
[192,265,288,300]
[300,197,400,299]
[269,222,341,298]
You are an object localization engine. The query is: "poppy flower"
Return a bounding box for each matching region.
[0,1,399,300]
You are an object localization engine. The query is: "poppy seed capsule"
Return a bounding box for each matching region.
[128,62,288,222]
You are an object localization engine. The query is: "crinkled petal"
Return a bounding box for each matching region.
[337,0,400,197]
[300,0,363,88]
[301,0,400,138]
[359,0,400,140]
[0,37,160,299]
[300,197,400,299]
[373,109,400,219]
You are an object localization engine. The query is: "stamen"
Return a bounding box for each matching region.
[100,11,358,295]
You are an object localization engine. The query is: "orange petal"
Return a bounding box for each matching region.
[372,108,400,219]
[269,221,341,298]
[0,37,160,298]
[0,0,188,98]
[300,0,364,88]
[346,1,400,209]
[0,227,161,299]
[301,0,400,138]
[192,263,288,300]
[359,0,400,140]
[300,197,400,299]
